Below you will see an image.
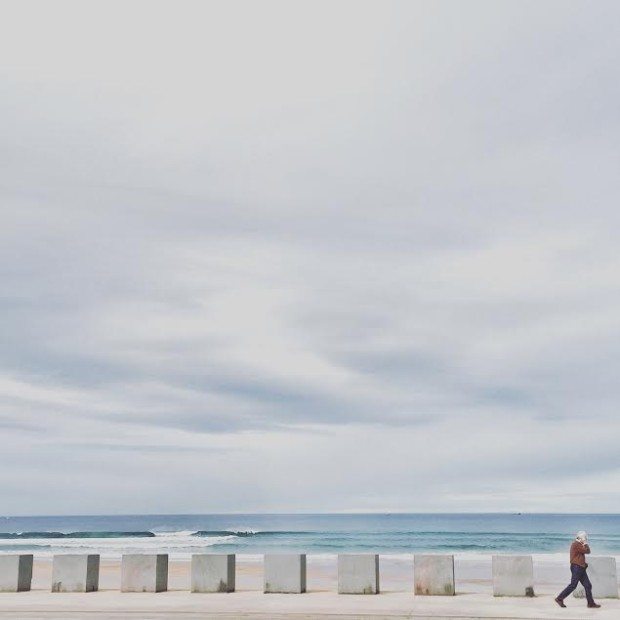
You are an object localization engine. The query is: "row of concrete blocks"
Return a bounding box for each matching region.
[1,554,618,598]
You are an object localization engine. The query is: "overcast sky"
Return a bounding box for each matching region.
[1,0,620,515]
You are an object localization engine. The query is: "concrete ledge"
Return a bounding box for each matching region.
[191,554,235,592]
[414,555,455,596]
[52,555,99,592]
[121,555,168,592]
[574,556,619,599]
[264,554,306,593]
[492,555,534,597]
[338,554,379,594]
[0,555,33,592]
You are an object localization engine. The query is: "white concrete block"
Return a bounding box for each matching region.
[338,554,379,594]
[52,554,100,592]
[121,554,168,592]
[191,554,235,592]
[492,555,535,597]
[0,555,33,592]
[574,556,618,599]
[263,554,306,593]
[414,554,455,596]
[52,554,99,592]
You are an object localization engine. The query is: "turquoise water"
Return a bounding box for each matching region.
[1,514,619,556]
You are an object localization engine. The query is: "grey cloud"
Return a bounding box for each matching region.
[1,0,620,513]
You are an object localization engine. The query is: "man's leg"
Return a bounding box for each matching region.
[579,570,596,606]
[557,565,581,601]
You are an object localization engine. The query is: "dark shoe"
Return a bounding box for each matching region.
[555,597,566,608]
[588,603,601,608]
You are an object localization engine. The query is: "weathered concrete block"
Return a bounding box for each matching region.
[574,556,618,599]
[263,554,306,593]
[338,554,379,594]
[492,555,534,597]
[191,554,235,592]
[0,555,33,592]
[52,554,99,592]
[414,554,455,596]
[121,554,168,592]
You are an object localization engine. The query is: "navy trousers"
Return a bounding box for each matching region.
[557,563,594,604]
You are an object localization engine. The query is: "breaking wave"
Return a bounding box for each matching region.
[0,530,312,540]
[192,530,310,537]
[0,531,156,539]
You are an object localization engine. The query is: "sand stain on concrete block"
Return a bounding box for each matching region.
[492,555,535,597]
[51,555,99,593]
[414,554,455,596]
[263,554,306,593]
[121,554,168,593]
[191,554,235,593]
[338,554,380,594]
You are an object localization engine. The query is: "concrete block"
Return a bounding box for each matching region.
[263,554,306,593]
[191,554,235,592]
[414,554,455,596]
[338,554,379,594]
[492,555,534,597]
[52,555,99,592]
[0,555,33,592]
[121,554,168,592]
[574,556,618,599]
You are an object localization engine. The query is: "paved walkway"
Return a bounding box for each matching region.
[0,590,617,619]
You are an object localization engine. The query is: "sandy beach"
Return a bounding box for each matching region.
[0,555,618,619]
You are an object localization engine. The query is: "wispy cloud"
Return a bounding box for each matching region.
[1,0,619,514]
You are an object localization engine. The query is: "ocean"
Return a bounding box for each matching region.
[1,513,619,557]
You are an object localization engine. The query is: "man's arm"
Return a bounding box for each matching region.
[582,543,591,554]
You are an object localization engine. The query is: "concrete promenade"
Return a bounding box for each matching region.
[0,589,618,619]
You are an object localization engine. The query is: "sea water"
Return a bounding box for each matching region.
[1,513,619,557]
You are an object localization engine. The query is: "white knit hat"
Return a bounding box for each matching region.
[575,531,588,543]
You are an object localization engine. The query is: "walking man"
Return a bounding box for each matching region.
[555,531,601,608]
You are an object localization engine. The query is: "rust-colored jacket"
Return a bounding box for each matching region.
[570,541,590,567]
